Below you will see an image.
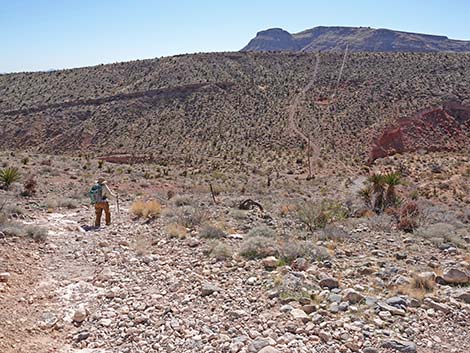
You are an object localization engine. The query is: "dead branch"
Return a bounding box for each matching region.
[239,199,263,212]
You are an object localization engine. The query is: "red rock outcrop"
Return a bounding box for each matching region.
[370,102,470,162]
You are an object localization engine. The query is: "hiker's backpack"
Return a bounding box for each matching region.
[89,183,103,204]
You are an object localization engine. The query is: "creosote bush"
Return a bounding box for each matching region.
[131,199,162,219]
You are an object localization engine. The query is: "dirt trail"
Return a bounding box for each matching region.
[0,208,106,353]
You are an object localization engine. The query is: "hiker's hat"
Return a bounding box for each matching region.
[96,176,107,184]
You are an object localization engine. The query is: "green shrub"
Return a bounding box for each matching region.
[0,167,20,189]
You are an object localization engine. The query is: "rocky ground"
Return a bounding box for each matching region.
[0,152,469,353]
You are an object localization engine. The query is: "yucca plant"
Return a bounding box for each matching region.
[358,185,373,208]
[383,172,401,207]
[368,173,385,213]
[0,167,21,190]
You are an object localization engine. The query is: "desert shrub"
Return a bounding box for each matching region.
[131,199,161,219]
[44,198,59,210]
[0,167,20,189]
[25,225,48,241]
[200,225,226,239]
[21,176,37,196]
[401,201,419,218]
[165,223,188,238]
[229,209,248,220]
[205,240,233,260]
[297,199,348,232]
[1,224,24,237]
[4,204,25,216]
[277,240,310,263]
[176,206,207,228]
[98,160,104,169]
[21,157,29,165]
[239,236,277,259]
[58,198,79,209]
[397,217,418,233]
[247,226,275,238]
[174,195,193,207]
[416,222,467,248]
[317,224,350,242]
[411,275,435,292]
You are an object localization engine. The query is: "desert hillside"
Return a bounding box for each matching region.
[242,26,470,52]
[1,51,470,175]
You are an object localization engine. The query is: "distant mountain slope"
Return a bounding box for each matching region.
[1,52,470,172]
[242,26,470,52]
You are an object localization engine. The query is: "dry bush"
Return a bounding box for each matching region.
[1,224,24,237]
[176,206,207,228]
[279,203,298,216]
[165,223,188,238]
[397,274,435,300]
[228,209,248,220]
[173,195,193,207]
[4,204,25,216]
[21,176,37,196]
[131,199,162,219]
[247,226,275,238]
[205,240,233,260]
[132,236,151,256]
[200,225,226,239]
[317,225,350,242]
[1,223,48,241]
[239,236,278,259]
[25,225,48,241]
[59,198,79,209]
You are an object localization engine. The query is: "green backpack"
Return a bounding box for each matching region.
[89,183,103,204]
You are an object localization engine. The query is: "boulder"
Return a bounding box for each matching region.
[440,268,470,285]
[290,308,310,323]
[201,283,220,296]
[262,256,278,269]
[381,340,417,353]
[343,288,364,304]
[319,277,339,289]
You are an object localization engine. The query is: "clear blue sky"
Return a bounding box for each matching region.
[2,0,470,73]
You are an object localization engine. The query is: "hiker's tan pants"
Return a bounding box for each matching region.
[95,201,110,227]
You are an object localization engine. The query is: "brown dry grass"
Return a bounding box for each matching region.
[396,274,435,300]
[130,199,161,219]
[165,223,188,238]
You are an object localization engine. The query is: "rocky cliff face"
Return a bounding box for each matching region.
[370,102,470,162]
[242,26,470,52]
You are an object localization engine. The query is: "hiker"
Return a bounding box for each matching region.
[89,177,117,227]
